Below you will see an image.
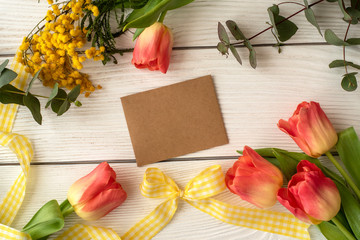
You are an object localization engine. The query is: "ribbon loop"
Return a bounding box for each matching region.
[123,165,310,240]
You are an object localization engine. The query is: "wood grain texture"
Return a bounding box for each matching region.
[1,44,359,164]
[0,0,352,54]
[1,161,325,240]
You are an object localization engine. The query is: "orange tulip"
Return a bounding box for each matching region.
[132,22,173,73]
[278,101,338,158]
[277,160,341,224]
[225,146,283,208]
[67,162,127,221]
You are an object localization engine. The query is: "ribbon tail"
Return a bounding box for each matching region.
[0,224,31,240]
[54,224,121,240]
[122,198,178,240]
[186,198,310,240]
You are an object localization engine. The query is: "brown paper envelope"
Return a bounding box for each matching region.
[121,75,229,166]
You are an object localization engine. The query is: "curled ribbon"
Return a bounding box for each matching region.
[122,165,310,240]
[0,60,32,239]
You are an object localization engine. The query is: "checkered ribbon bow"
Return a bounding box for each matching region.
[122,165,310,240]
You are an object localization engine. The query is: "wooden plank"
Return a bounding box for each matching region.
[0,0,349,54]
[0,45,359,164]
[1,161,325,239]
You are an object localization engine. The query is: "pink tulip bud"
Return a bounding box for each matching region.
[277,160,341,224]
[132,22,173,73]
[278,101,338,158]
[67,162,127,221]
[225,146,283,208]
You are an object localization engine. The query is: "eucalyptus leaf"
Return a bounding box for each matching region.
[346,7,360,24]
[347,38,360,45]
[225,20,246,40]
[74,100,82,107]
[26,68,42,95]
[336,127,360,187]
[51,89,67,114]
[217,42,228,55]
[218,22,229,44]
[0,84,25,105]
[229,45,242,65]
[45,83,59,108]
[23,92,42,125]
[22,200,64,240]
[341,72,357,91]
[244,40,257,68]
[0,59,9,74]
[268,5,280,37]
[57,99,71,116]
[0,69,18,88]
[337,0,352,21]
[317,221,348,240]
[324,29,350,46]
[67,85,81,102]
[327,0,337,2]
[329,60,360,70]
[304,4,322,36]
[133,28,145,40]
[351,0,360,10]
[275,16,298,42]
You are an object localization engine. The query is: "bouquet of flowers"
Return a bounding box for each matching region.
[225,101,360,240]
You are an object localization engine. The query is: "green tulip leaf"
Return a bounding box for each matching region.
[22,200,65,240]
[334,181,360,239]
[123,0,194,30]
[133,28,145,40]
[317,221,348,240]
[336,127,360,187]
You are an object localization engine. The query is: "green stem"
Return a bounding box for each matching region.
[331,216,356,240]
[158,11,167,23]
[4,90,66,101]
[325,151,360,200]
[59,199,74,218]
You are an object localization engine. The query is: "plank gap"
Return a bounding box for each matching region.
[0,42,329,57]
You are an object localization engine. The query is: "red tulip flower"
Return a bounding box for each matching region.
[278,101,338,158]
[131,22,173,73]
[277,160,341,224]
[67,162,127,221]
[225,146,283,208]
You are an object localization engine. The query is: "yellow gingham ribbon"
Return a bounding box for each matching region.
[0,60,33,239]
[122,165,310,240]
[55,224,121,240]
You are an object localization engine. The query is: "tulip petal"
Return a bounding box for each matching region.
[75,183,127,221]
[277,188,311,224]
[297,172,341,221]
[231,171,280,208]
[243,146,283,179]
[68,162,116,205]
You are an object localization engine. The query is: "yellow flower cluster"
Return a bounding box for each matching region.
[18,0,102,97]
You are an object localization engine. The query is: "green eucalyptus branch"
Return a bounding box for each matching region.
[0,60,82,125]
[218,0,360,92]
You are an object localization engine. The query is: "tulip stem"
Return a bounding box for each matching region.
[331,216,356,240]
[60,199,74,218]
[325,151,360,200]
[158,11,167,23]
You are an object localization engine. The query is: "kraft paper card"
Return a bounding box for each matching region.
[121,75,229,166]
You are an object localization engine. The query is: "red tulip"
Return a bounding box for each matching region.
[277,160,341,224]
[225,146,283,208]
[131,22,173,73]
[67,162,127,221]
[278,101,338,158]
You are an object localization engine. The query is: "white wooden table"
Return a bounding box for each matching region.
[1,0,359,239]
